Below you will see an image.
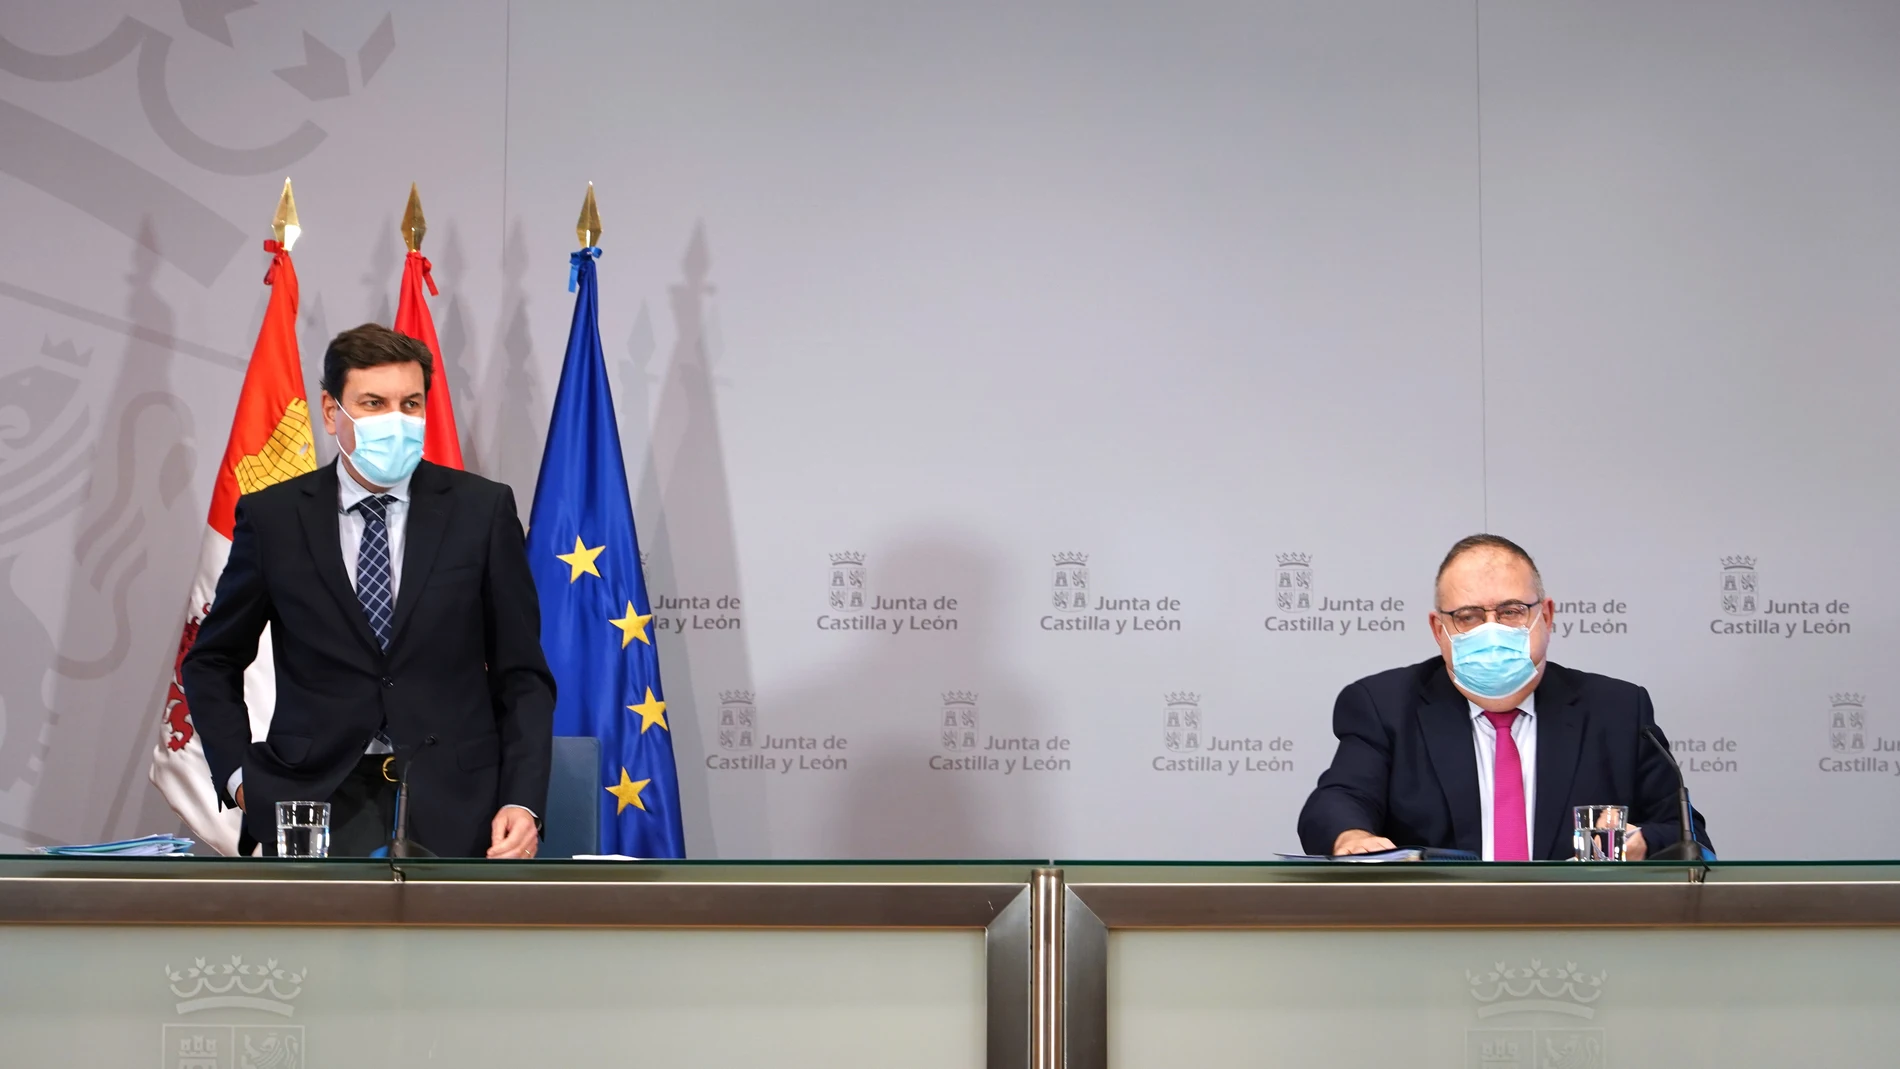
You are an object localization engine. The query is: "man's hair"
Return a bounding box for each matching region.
[1435,534,1545,601]
[320,323,432,401]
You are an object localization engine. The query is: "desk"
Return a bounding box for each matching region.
[3,858,1897,1068]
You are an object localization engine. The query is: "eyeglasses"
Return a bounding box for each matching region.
[1435,600,1542,633]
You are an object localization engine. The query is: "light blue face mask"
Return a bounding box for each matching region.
[1446,613,1542,699]
[339,407,425,486]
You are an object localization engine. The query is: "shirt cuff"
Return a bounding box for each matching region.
[502,803,539,821]
[227,767,244,796]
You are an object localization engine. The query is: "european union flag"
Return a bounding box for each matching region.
[525,245,684,858]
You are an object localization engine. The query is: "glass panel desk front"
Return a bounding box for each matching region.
[3,857,1897,1068]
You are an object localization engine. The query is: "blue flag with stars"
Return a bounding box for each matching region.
[525,246,685,858]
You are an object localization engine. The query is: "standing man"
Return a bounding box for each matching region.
[183,324,554,857]
[1298,534,1712,861]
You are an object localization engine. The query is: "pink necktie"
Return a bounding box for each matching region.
[1482,709,1529,861]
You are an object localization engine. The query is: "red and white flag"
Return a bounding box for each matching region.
[149,223,315,854]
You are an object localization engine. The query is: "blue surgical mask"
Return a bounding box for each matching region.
[1447,615,1541,699]
[338,407,425,486]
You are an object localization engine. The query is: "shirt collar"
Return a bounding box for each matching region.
[1469,692,1537,722]
[336,457,412,513]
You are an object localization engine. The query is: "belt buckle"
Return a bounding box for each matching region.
[381,756,398,783]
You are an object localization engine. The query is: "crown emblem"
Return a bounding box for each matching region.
[1275,552,1311,568]
[830,551,865,566]
[1831,693,1865,708]
[1165,691,1201,705]
[1467,960,1604,1020]
[167,956,305,1016]
[1720,555,1757,570]
[942,690,977,705]
[1053,552,1088,566]
[719,690,755,704]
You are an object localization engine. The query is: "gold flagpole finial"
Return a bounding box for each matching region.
[576,182,602,248]
[401,182,427,253]
[272,177,301,251]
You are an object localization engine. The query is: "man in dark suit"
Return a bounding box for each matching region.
[183,324,555,857]
[1299,534,1712,861]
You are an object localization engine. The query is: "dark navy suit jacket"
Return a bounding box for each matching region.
[1298,658,1713,860]
[182,460,555,857]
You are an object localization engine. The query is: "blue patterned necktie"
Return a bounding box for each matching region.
[353,494,396,649]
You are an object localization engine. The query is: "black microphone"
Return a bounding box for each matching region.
[388,735,438,860]
[1641,725,1707,862]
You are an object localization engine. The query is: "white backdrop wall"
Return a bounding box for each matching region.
[0,0,1893,859]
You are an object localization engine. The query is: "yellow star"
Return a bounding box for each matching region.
[605,767,650,814]
[555,536,605,582]
[608,601,653,647]
[628,687,669,734]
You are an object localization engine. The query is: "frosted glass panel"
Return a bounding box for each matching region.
[0,927,983,1068]
[1111,928,1897,1068]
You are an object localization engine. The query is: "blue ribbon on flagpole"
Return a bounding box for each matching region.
[568,247,602,292]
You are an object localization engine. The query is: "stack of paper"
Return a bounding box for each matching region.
[35,833,195,857]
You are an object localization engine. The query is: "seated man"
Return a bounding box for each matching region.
[1298,534,1712,860]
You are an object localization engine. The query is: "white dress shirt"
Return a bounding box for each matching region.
[336,459,412,602]
[229,461,411,795]
[1469,694,1537,861]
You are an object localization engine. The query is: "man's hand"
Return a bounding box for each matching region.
[1623,826,1648,861]
[488,805,539,859]
[1332,829,1397,856]
[235,785,245,812]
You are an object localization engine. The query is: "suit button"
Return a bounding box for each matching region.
[381,677,395,688]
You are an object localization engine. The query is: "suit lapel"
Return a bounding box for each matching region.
[388,461,450,648]
[1532,663,1587,860]
[299,462,383,656]
[1416,666,1483,855]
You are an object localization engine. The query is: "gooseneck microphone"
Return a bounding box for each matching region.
[388,735,439,860]
[1641,725,1707,862]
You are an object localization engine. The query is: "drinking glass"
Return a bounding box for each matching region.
[1572,804,1627,861]
[276,800,331,858]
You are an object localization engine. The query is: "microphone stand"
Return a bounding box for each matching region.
[1641,726,1707,863]
[387,735,439,873]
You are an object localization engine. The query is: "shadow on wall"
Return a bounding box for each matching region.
[787,536,1052,860]
[625,223,757,859]
[475,217,544,493]
[432,220,478,456]
[32,223,205,844]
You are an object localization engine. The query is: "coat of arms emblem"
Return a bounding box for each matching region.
[1051,552,1089,613]
[1719,556,1757,616]
[1275,553,1312,614]
[718,690,757,751]
[1163,692,1202,752]
[828,551,867,613]
[1829,693,1866,753]
[940,691,978,752]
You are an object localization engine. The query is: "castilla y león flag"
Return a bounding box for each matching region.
[149,218,316,854]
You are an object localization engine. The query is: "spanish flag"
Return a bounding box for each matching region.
[392,183,464,468]
[149,181,316,855]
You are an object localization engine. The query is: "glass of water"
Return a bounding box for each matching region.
[1572,804,1628,861]
[276,800,331,858]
